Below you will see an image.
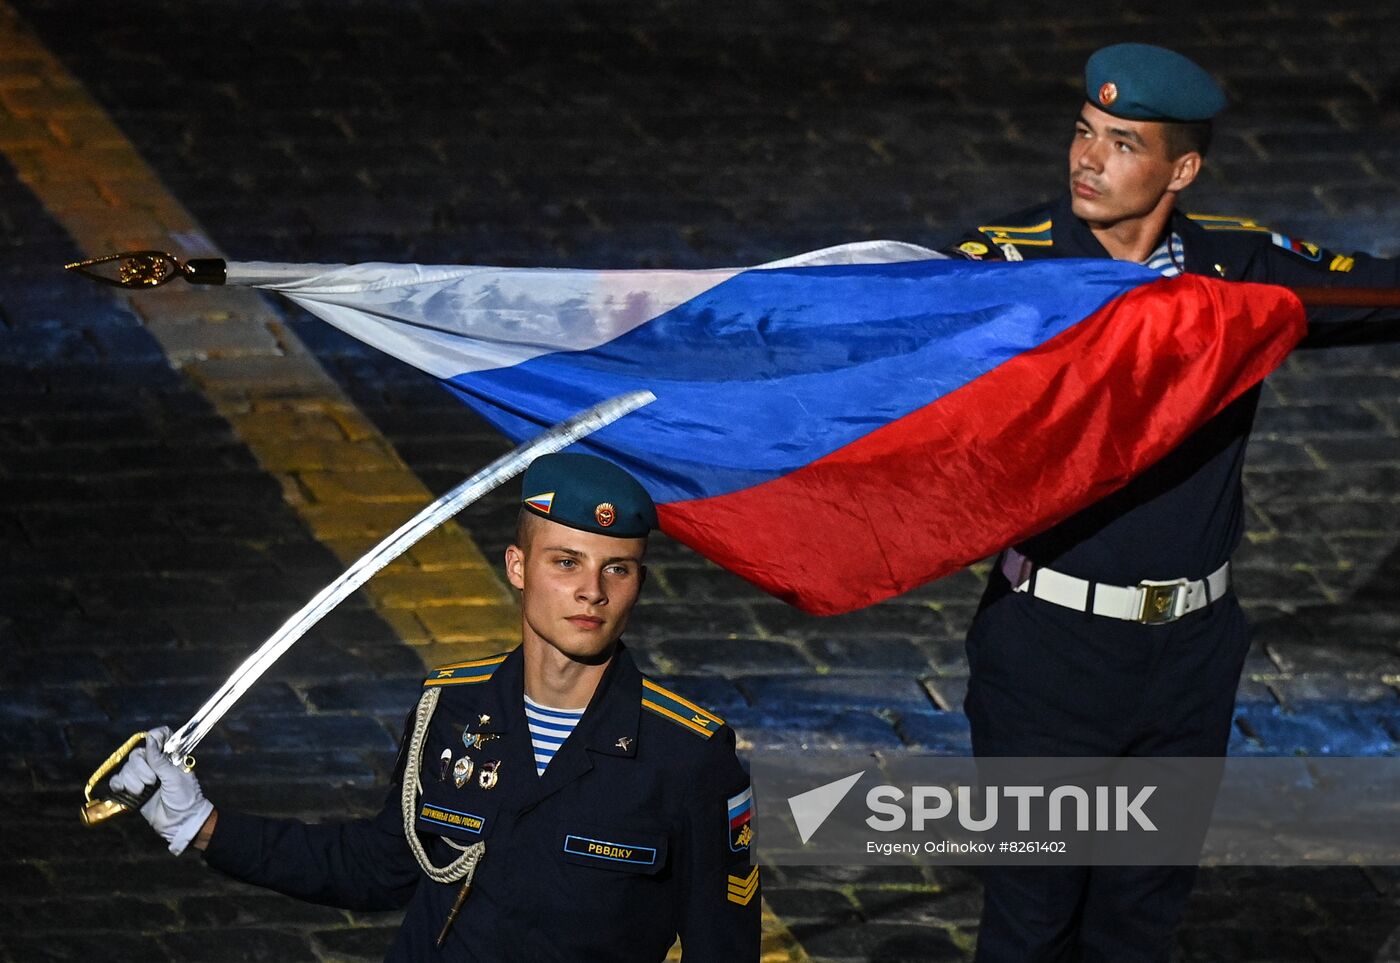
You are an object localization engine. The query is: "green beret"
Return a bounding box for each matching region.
[1085,43,1226,122]
[520,452,657,538]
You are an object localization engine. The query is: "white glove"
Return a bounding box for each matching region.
[108,726,214,856]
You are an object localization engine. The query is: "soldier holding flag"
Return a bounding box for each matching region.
[943,43,1400,962]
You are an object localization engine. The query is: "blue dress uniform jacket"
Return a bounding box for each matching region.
[943,196,1400,963]
[202,644,761,962]
[949,193,1400,588]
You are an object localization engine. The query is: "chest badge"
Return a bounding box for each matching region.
[464,731,500,751]
[453,755,475,788]
[438,748,452,783]
[478,760,501,790]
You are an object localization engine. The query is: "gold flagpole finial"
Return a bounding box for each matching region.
[64,251,227,288]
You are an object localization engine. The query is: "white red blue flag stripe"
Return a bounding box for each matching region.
[227,243,1305,614]
[728,786,753,828]
[728,785,754,852]
[524,492,555,514]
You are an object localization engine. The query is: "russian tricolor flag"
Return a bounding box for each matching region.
[225,241,1304,614]
[727,785,753,853]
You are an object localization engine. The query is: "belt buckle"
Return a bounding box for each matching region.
[1137,578,1189,624]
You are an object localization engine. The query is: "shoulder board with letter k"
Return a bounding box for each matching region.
[641,679,724,738]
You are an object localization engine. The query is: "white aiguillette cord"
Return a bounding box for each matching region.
[159,389,655,766]
[402,686,483,885]
[404,686,483,947]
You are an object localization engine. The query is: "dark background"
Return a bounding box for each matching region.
[3,2,1400,960]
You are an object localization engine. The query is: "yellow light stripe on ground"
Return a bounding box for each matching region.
[0,3,517,669]
[1,8,811,960]
[665,901,811,962]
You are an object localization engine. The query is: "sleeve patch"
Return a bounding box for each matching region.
[727,866,759,906]
[728,786,753,852]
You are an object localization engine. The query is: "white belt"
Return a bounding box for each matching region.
[1001,547,1230,624]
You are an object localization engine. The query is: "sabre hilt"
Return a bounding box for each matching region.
[64,251,227,289]
[80,730,193,827]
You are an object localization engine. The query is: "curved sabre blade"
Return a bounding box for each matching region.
[161,389,655,762]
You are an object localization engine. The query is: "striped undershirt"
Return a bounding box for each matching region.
[524,695,585,775]
[1143,232,1184,277]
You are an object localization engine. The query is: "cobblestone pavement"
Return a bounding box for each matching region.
[3,1,1400,960]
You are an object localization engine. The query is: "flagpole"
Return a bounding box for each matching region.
[65,251,1400,308]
